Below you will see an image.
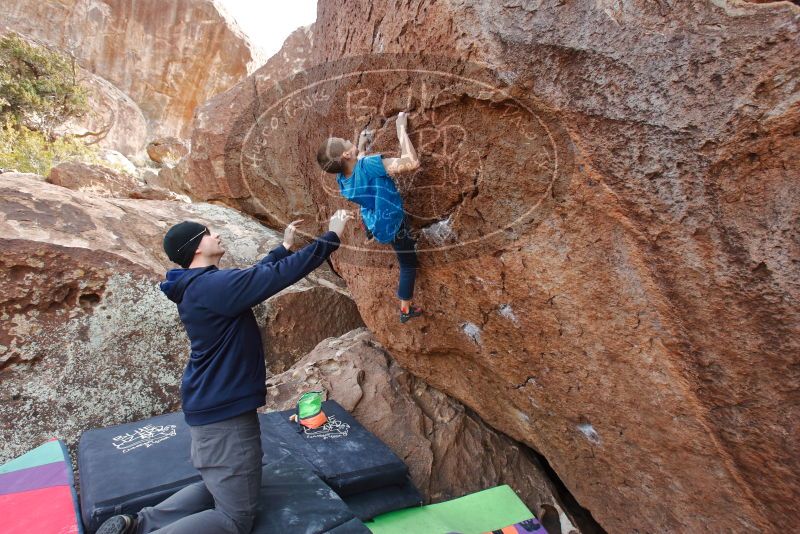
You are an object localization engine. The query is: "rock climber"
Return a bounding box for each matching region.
[316,111,423,323]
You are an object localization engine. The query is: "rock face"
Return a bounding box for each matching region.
[0,171,45,182]
[0,174,359,463]
[189,1,800,532]
[189,25,314,219]
[0,0,263,140]
[266,328,579,534]
[141,156,194,199]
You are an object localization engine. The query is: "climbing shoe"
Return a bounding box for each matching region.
[400,306,423,323]
[96,514,137,534]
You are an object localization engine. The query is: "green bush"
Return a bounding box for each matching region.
[0,35,110,176]
[0,117,102,175]
[0,33,88,136]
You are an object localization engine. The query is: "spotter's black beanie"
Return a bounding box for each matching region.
[163,221,206,268]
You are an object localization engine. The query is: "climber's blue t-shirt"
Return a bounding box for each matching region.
[337,155,404,243]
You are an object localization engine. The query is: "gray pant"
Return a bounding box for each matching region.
[135,411,263,534]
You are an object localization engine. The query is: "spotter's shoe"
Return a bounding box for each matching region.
[400,306,423,323]
[96,514,137,534]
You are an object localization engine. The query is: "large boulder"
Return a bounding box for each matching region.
[261,286,365,374]
[266,328,580,533]
[0,0,265,139]
[188,1,800,532]
[98,149,138,176]
[0,174,359,463]
[147,137,189,165]
[48,161,186,201]
[56,65,148,157]
[48,161,140,197]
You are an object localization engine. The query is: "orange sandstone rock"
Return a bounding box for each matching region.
[188,1,800,531]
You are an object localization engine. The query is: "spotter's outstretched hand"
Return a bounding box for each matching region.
[282,219,303,250]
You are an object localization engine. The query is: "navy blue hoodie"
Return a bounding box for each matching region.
[160,231,340,426]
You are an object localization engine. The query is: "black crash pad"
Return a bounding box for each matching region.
[343,478,423,521]
[78,412,289,531]
[79,403,417,532]
[259,400,409,496]
[78,412,200,532]
[324,518,374,533]
[252,451,369,533]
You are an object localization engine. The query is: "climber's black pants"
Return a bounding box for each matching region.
[390,220,418,301]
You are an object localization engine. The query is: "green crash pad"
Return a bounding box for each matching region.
[365,485,533,534]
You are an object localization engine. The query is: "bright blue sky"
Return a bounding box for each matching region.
[219,0,318,59]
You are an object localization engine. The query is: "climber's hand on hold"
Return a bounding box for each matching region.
[282,219,303,250]
[329,209,355,238]
[357,129,373,159]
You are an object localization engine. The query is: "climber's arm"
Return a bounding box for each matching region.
[383,112,419,177]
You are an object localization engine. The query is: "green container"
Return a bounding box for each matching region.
[298,391,322,418]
